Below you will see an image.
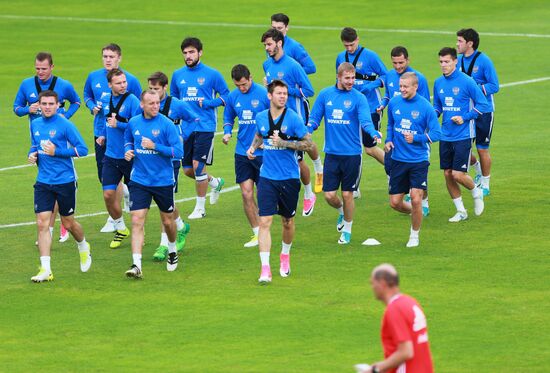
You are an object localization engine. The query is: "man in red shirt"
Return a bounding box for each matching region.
[357,264,434,373]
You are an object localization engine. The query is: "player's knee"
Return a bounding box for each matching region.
[103,188,116,200]
[281,217,294,228]
[444,169,453,179]
[183,167,194,178]
[451,170,463,182]
[324,191,336,203]
[131,214,145,228]
[389,198,402,210]
[241,187,254,201]
[259,218,271,230]
[60,216,76,231]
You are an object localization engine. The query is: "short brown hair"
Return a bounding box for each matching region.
[38,90,59,103]
[148,71,169,87]
[267,79,288,94]
[102,43,122,56]
[337,62,356,76]
[107,68,125,83]
[35,52,53,65]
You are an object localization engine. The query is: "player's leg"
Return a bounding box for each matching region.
[363,113,385,166]
[278,178,300,277]
[126,181,150,279]
[35,202,56,246]
[389,160,412,214]
[407,188,423,248]
[300,155,316,217]
[338,154,362,244]
[306,143,324,193]
[102,158,129,248]
[57,181,91,272]
[32,183,55,282]
[450,139,484,216]
[475,112,494,196]
[95,137,116,233]
[235,154,260,247]
[256,177,276,283]
[440,140,467,222]
[280,216,295,277]
[153,185,179,271]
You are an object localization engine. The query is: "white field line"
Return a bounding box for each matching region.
[1,14,550,38]
[0,185,240,229]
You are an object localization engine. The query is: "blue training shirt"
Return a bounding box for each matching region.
[28,113,88,184]
[308,85,378,156]
[83,68,142,137]
[433,68,492,142]
[14,75,81,122]
[159,95,200,141]
[381,66,430,107]
[284,35,316,75]
[170,62,229,133]
[458,51,499,110]
[255,108,308,181]
[98,92,142,159]
[336,46,387,113]
[223,82,270,157]
[263,54,314,122]
[386,94,441,163]
[124,114,184,187]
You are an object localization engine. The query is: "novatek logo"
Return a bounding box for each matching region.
[445,97,454,106]
[251,99,259,108]
[400,118,412,129]
[343,100,352,109]
[187,87,198,97]
[242,110,253,120]
[331,109,344,120]
[452,87,460,95]
[151,129,160,137]
[411,110,420,119]
[197,77,205,85]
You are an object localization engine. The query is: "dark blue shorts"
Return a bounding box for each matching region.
[384,147,393,176]
[182,131,214,168]
[474,112,494,149]
[128,181,175,213]
[296,151,304,162]
[94,136,106,182]
[323,154,362,192]
[362,112,381,148]
[235,154,262,184]
[389,160,429,195]
[257,177,300,218]
[172,160,181,193]
[439,139,472,172]
[34,181,77,216]
[102,156,132,190]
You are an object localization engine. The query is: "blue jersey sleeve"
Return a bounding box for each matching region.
[418,75,431,102]
[56,121,89,158]
[170,72,180,99]
[288,65,314,98]
[222,94,237,135]
[83,74,96,112]
[203,71,230,108]
[28,122,39,156]
[413,101,441,144]
[154,120,184,159]
[307,90,325,131]
[381,75,391,107]
[13,84,30,117]
[61,82,81,119]
[357,94,377,138]
[386,101,395,144]
[464,79,490,120]
[175,98,200,123]
[481,57,500,96]
[363,52,387,92]
[127,75,142,97]
[124,123,134,152]
[432,82,442,116]
[293,43,316,74]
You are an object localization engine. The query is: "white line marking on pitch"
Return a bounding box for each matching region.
[1,14,550,38]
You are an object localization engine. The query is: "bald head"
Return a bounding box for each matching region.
[371,263,399,287]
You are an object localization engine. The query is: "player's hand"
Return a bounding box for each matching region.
[107,113,117,128]
[29,102,40,114]
[141,137,155,150]
[372,131,383,144]
[384,141,394,153]
[95,136,105,146]
[28,152,38,164]
[376,105,385,114]
[42,140,56,156]
[92,106,101,115]
[270,131,284,147]
[451,115,464,125]
[124,149,134,161]
[404,132,414,143]
[263,77,268,87]
[222,134,231,145]
[246,146,256,160]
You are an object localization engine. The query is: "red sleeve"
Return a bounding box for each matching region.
[386,305,413,344]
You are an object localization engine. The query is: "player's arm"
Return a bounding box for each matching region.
[27,124,39,163]
[170,73,180,99]
[288,66,314,98]
[273,132,313,151]
[295,43,317,74]
[363,54,387,92]
[463,80,490,121]
[379,75,390,110]
[124,125,135,161]
[246,132,263,159]
[432,84,442,118]
[369,341,414,373]
[13,85,31,116]
[418,76,431,102]
[56,122,89,158]
[128,75,142,97]
[358,94,381,141]
[222,98,236,143]
[62,84,81,119]
[480,59,500,96]
[412,107,441,144]
[150,123,184,159]
[384,102,395,151]
[306,91,325,132]
[201,72,230,109]
[177,99,200,124]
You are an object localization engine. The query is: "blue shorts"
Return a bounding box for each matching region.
[384,147,393,176]
[362,112,381,148]
[235,154,262,184]
[323,154,362,192]
[257,177,300,218]
[172,160,181,193]
[34,181,77,216]
[128,181,175,213]
[389,160,429,195]
[439,139,472,172]
[94,136,106,182]
[296,151,304,162]
[102,156,132,190]
[474,112,494,149]
[182,131,214,168]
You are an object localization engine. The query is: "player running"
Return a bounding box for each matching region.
[27,90,91,282]
[246,80,312,284]
[83,43,142,233]
[385,72,441,247]
[457,28,499,196]
[433,47,491,222]
[123,90,184,279]
[171,37,229,220]
[308,62,381,244]
[223,64,270,248]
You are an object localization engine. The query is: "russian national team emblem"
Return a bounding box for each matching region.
[343,100,352,109]
[197,77,205,85]
[356,61,363,69]
[473,66,479,73]
[151,129,160,137]
[411,110,420,119]
[251,99,259,108]
[281,125,288,134]
[452,87,460,95]
[120,105,126,112]
[49,130,56,138]
[277,71,284,79]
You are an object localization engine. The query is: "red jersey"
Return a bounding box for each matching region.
[381,294,434,373]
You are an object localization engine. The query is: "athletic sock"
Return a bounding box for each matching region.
[422,197,429,208]
[160,232,169,246]
[252,226,259,236]
[167,241,176,254]
[471,186,482,199]
[453,197,466,212]
[473,161,482,176]
[313,157,323,174]
[304,183,314,199]
[281,242,292,255]
[76,238,88,252]
[113,217,127,231]
[175,216,184,231]
[481,175,490,189]
[259,252,270,266]
[337,205,344,215]
[49,227,54,237]
[40,256,51,272]
[208,177,219,189]
[132,253,142,270]
[196,197,206,210]
[122,183,129,197]
[343,220,353,234]
[410,227,419,238]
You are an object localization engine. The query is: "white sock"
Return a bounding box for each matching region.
[259,251,270,266]
[343,220,353,234]
[453,197,466,212]
[107,215,115,224]
[49,227,54,237]
[122,183,129,197]
[76,238,88,252]
[132,253,142,270]
[410,227,419,238]
[473,161,482,176]
[160,232,169,246]
[167,241,176,254]
[113,217,126,231]
[481,175,490,189]
[337,205,344,215]
[175,216,184,230]
[208,177,219,189]
[281,242,292,255]
[196,197,206,210]
[471,186,482,199]
[40,256,51,272]
[304,183,314,199]
[422,197,429,208]
[252,226,259,236]
[312,157,323,174]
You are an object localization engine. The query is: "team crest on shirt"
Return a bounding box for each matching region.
[281,125,288,133]
[277,71,284,79]
[411,110,420,119]
[197,77,205,85]
[251,100,259,108]
[452,87,460,95]
[356,61,363,69]
[120,105,126,112]
[473,66,479,73]
[49,130,56,138]
[343,100,352,109]
[151,129,160,137]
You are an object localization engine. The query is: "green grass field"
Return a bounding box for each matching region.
[1,1,549,371]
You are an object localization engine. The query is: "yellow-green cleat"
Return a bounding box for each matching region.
[31,267,54,283]
[110,228,130,249]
